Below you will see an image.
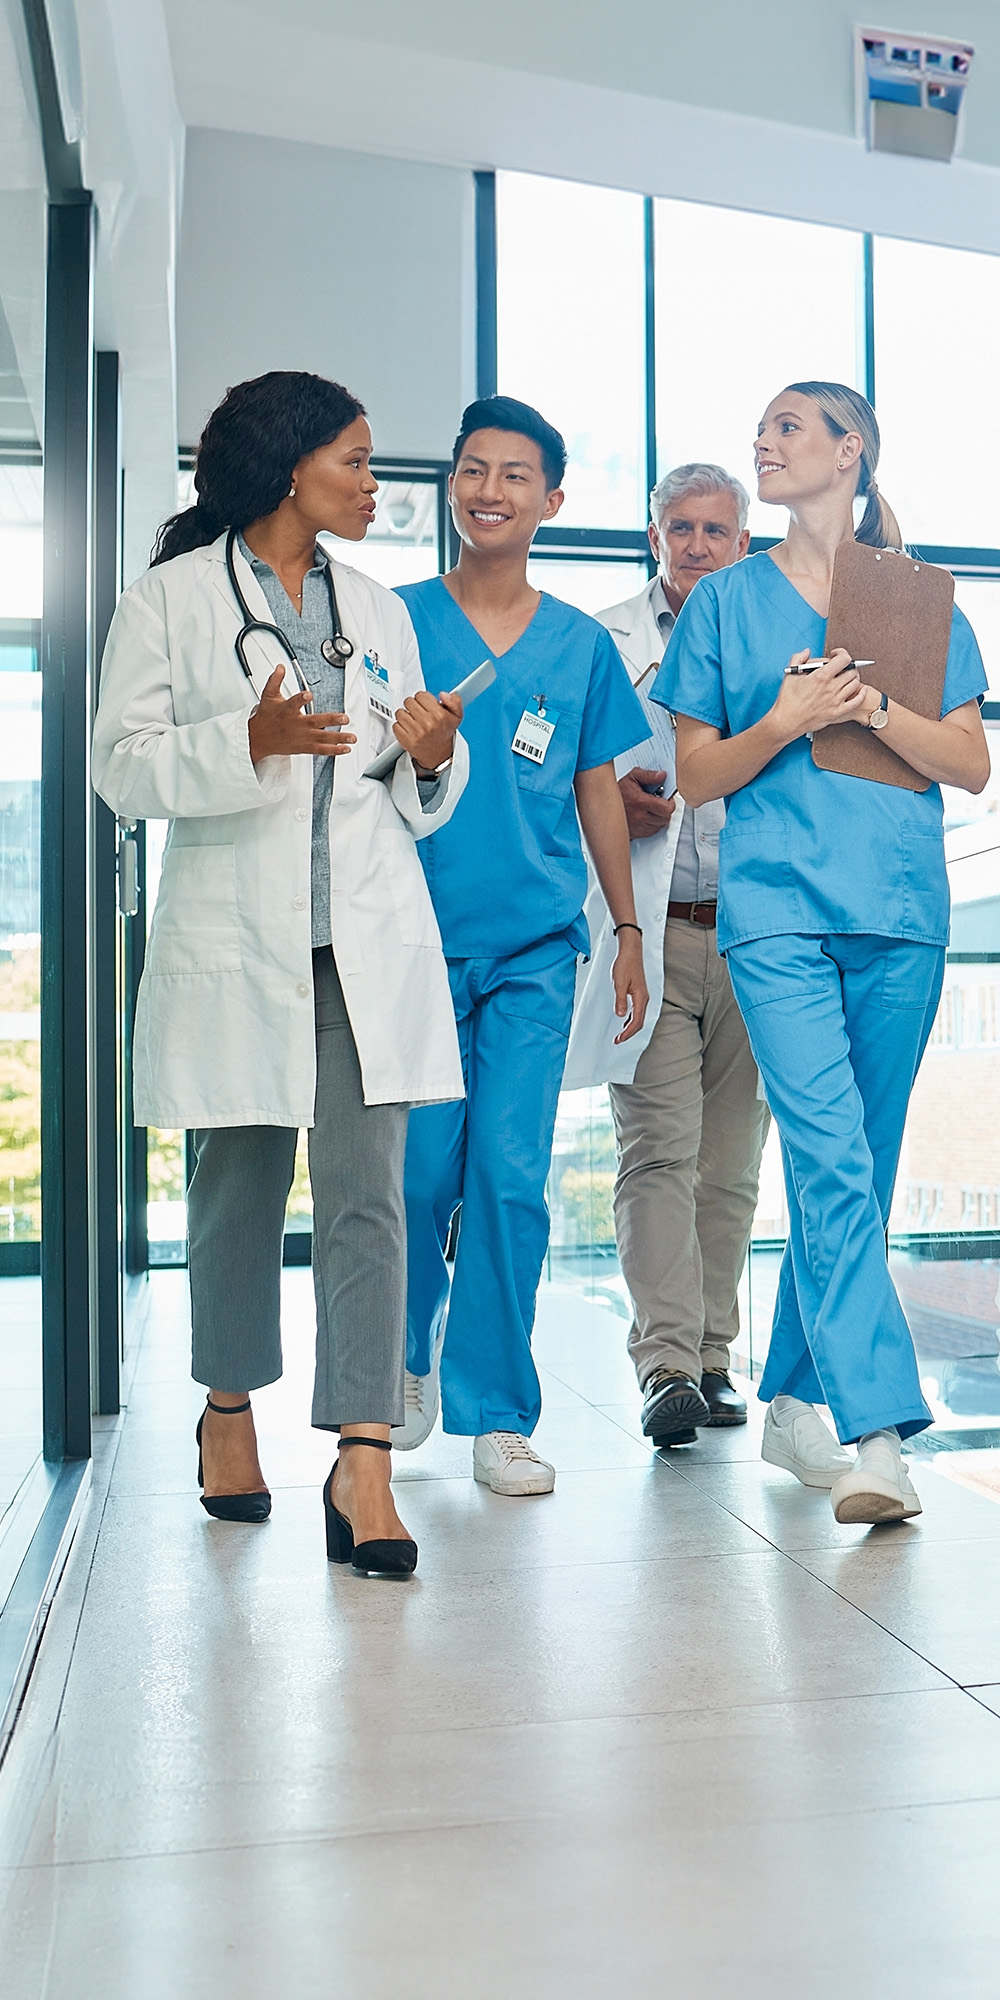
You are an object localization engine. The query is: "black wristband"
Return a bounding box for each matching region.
[613,922,643,938]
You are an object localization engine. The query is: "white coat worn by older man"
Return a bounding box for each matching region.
[565,465,769,1447]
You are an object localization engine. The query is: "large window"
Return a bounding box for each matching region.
[496,168,1000,1439]
[654,201,865,536]
[497,176,646,531]
[0,0,46,1535]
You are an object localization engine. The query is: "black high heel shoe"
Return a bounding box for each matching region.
[196,1398,272,1523]
[324,1437,417,1577]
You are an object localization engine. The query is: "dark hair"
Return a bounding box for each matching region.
[451,395,567,491]
[151,371,366,566]
[784,380,901,549]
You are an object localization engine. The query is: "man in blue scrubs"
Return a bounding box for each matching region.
[396,396,649,1493]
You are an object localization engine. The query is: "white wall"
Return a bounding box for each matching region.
[72,0,185,583]
[176,129,475,459]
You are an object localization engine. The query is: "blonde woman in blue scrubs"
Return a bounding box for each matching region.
[654,381,989,1526]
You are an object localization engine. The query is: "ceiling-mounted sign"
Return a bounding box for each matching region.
[857,28,974,161]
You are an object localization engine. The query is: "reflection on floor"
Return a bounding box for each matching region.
[550,1240,1000,1437]
[0,1277,40,1522]
[2,1271,1000,1997]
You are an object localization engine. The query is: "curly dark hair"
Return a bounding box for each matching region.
[151,371,366,566]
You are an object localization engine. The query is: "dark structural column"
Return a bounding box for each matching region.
[40,197,95,1461]
[92,351,122,1412]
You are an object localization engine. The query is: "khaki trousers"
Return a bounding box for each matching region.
[609,918,768,1389]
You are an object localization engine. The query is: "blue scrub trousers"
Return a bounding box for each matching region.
[404,938,578,1437]
[725,933,943,1444]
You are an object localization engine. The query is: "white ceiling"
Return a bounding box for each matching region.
[162,0,1000,164]
[160,0,1000,255]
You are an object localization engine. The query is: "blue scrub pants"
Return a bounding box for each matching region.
[725,933,943,1444]
[404,938,578,1437]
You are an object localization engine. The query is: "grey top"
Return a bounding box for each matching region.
[654,586,722,904]
[241,537,441,951]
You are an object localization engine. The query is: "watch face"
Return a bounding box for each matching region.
[869,709,889,730]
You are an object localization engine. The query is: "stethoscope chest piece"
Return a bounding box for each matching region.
[321,634,353,666]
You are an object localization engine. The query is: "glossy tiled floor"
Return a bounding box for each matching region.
[3,1274,1000,1998]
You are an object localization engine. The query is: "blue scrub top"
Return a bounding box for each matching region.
[397,576,647,958]
[652,552,987,953]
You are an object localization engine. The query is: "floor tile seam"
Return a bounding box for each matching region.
[764,1542,996,1697]
[36,1680,984,1772]
[962,1688,1000,1721]
[52,1679,953,1764]
[4,1811,551,1876]
[16,1781,1000,1880]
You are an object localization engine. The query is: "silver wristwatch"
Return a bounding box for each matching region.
[867,690,889,731]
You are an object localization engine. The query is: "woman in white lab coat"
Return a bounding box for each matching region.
[93,371,469,1577]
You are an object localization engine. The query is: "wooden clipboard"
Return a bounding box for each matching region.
[811,542,953,792]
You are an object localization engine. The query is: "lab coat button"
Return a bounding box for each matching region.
[297,982,309,998]
[295,807,308,822]
[293,895,306,910]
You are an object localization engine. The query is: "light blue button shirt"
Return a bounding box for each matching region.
[652,591,723,902]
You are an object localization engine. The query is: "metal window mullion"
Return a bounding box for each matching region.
[474,170,498,400]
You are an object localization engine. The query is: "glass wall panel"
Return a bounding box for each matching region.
[526,559,648,616]
[0,0,46,1515]
[873,238,1000,549]
[497,172,646,531]
[653,201,864,536]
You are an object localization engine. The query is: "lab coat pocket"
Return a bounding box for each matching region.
[146,843,242,975]
[375,827,441,949]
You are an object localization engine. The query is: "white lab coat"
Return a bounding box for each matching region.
[92,534,469,1126]
[563,577,683,1090]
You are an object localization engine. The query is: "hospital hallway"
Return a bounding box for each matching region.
[1,1274,1000,1997]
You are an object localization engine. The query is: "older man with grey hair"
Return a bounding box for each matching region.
[566,464,769,1446]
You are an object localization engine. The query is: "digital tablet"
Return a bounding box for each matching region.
[361,658,496,781]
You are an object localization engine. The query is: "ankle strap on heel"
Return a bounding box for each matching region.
[205,1398,252,1416]
[337,1436,391,1453]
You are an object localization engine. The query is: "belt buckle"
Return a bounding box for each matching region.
[689,901,715,927]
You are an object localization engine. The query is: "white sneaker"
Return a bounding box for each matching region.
[761,1399,853,1489]
[831,1433,922,1525]
[395,1337,443,1451]
[473,1432,556,1496]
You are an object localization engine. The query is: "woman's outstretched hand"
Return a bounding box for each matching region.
[771,648,866,741]
[392,689,464,776]
[248,665,357,765]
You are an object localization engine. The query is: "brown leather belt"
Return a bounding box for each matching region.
[667,900,717,927]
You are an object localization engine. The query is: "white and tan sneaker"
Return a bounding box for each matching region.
[831,1432,922,1525]
[761,1398,853,1489]
[395,1336,443,1451]
[473,1432,555,1496]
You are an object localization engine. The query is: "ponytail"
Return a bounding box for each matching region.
[151,499,224,566]
[855,482,903,552]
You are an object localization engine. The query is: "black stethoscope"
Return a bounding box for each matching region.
[225,527,354,695]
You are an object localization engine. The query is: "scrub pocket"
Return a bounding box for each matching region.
[146,844,242,975]
[899,822,949,942]
[879,937,945,1013]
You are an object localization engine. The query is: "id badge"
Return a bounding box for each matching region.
[364,652,394,722]
[512,705,558,765]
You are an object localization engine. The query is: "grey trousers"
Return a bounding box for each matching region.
[609,917,769,1389]
[187,947,410,1429]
